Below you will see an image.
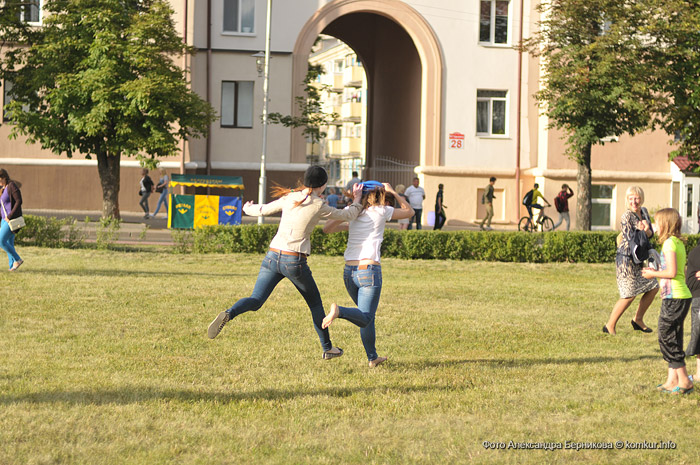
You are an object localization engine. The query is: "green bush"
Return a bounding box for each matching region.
[184,225,644,263]
[15,215,85,248]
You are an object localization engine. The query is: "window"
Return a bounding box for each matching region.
[333,59,344,74]
[3,79,30,122]
[476,90,507,136]
[223,0,254,33]
[221,81,253,128]
[479,0,509,45]
[18,0,41,24]
[592,184,614,229]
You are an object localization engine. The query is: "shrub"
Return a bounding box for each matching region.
[15,215,85,248]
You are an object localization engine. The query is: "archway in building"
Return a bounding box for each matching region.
[292,0,443,177]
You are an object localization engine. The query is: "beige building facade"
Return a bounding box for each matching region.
[1,0,696,232]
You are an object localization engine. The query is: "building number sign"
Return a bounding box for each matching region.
[449,132,464,149]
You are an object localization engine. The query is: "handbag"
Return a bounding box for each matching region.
[1,199,24,232]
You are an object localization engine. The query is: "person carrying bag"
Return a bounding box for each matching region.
[0,168,24,271]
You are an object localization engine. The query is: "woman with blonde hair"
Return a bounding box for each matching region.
[603,186,659,334]
[322,181,414,367]
[151,168,170,217]
[207,166,364,361]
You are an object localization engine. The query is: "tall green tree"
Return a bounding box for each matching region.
[523,0,658,229]
[0,0,216,218]
[650,1,700,164]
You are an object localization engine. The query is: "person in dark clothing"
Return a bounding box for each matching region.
[553,184,574,230]
[684,244,700,381]
[433,184,446,230]
[139,168,154,219]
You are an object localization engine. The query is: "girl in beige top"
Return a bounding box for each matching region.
[208,166,363,360]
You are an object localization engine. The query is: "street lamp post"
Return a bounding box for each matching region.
[257,0,273,225]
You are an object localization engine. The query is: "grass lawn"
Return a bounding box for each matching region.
[1,247,698,464]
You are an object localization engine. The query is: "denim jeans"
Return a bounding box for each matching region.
[0,219,21,269]
[152,191,168,216]
[337,264,382,361]
[139,191,151,215]
[408,208,422,230]
[226,250,333,351]
[553,211,570,230]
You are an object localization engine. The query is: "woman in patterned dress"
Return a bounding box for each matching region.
[603,186,659,334]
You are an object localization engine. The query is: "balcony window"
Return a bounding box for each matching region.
[223,0,254,33]
[479,0,509,45]
[221,81,253,128]
[476,90,507,136]
[17,0,41,24]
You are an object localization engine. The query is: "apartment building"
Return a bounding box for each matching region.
[1,0,696,232]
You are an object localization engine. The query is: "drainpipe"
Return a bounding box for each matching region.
[181,0,188,182]
[515,0,524,224]
[206,0,212,195]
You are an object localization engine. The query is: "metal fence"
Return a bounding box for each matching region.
[366,156,417,188]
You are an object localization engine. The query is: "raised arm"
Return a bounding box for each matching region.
[385,183,414,220]
[242,197,285,217]
[321,183,364,221]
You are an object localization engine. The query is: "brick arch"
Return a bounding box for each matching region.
[292,0,443,167]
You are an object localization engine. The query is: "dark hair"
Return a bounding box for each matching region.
[562,183,569,190]
[534,183,539,188]
[489,177,496,182]
[438,184,444,189]
[0,168,20,188]
[352,171,359,177]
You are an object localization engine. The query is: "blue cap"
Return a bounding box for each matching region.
[361,180,384,193]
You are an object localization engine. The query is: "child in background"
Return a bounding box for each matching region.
[642,208,693,394]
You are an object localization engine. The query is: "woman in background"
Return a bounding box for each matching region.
[0,169,23,271]
[152,168,170,217]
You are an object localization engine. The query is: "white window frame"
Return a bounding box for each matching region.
[221,81,254,128]
[3,79,31,122]
[479,0,511,46]
[591,184,615,230]
[222,0,255,35]
[18,0,42,25]
[476,90,508,137]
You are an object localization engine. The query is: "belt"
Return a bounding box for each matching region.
[358,264,379,270]
[269,248,306,257]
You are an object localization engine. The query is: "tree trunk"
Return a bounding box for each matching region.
[576,143,592,230]
[96,150,121,219]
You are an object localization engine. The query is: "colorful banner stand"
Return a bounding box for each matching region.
[167,174,244,229]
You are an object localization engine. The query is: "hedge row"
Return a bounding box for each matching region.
[181,224,700,264]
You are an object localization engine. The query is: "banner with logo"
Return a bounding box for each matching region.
[168,195,242,229]
[218,196,243,225]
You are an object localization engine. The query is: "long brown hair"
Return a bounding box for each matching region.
[655,208,684,245]
[270,181,313,208]
[0,168,21,189]
[361,187,386,210]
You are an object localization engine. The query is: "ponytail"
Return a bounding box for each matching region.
[269,182,312,208]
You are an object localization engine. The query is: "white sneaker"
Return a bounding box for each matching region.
[207,311,230,339]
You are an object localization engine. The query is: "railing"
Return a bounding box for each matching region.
[366,156,417,188]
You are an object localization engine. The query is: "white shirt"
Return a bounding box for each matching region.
[344,205,395,262]
[404,185,425,209]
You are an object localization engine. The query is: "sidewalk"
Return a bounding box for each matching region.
[25,209,516,246]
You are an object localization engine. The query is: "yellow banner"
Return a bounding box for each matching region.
[193,195,219,229]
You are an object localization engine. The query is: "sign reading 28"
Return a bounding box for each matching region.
[449,132,464,149]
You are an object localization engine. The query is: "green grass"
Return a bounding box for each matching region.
[1,247,698,464]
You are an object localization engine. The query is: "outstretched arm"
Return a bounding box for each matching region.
[385,183,414,220]
[323,219,348,234]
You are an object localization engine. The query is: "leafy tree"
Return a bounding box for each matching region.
[649,1,700,164]
[268,63,338,164]
[523,0,658,230]
[0,0,216,218]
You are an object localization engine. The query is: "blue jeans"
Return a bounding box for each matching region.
[407,208,422,230]
[152,191,168,216]
[0,219,21,269]
[139,191,151,215]
[337,264,382,361]
[226,251,333,351]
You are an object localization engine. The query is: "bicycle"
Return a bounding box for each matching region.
[518,207,554,232]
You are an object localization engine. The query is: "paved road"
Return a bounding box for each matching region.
[26,209,515,246]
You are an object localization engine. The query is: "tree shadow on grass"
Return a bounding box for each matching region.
[24,268,243,279]
[0,383,460,406]
[393,354,659,370]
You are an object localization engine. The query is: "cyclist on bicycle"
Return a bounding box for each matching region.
[522,183,551,224]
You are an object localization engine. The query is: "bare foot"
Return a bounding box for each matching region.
[369,356,387,368]
[322,303,340,329]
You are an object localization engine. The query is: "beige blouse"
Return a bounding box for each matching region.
[244,191,362,255]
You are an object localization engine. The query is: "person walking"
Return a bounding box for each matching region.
[0,169,23,271]
[479,177,496,231]
[433,184,446,230]
[641,208,693,394]
[139,168,154,219]
[151,168,170,217]
[553,184,574,230]
[404,177,425,230]
[207,166,364,360]
[345,171,361,193]
[322,182,414,367]
[603,186,658,334]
